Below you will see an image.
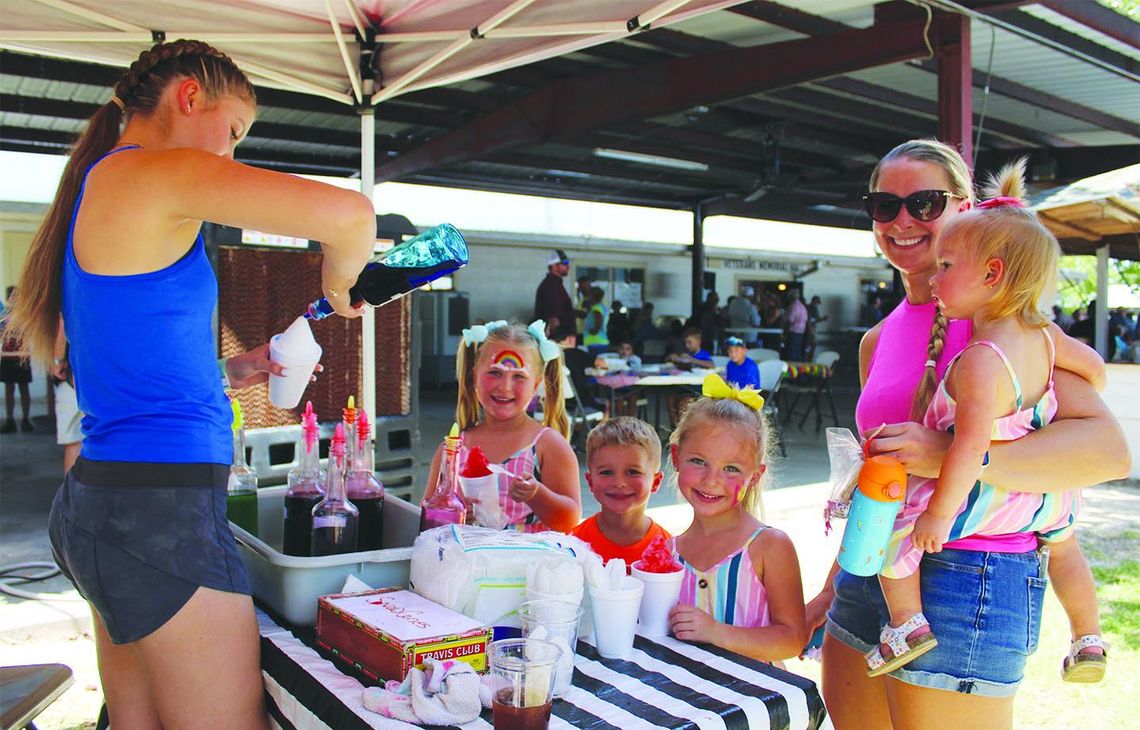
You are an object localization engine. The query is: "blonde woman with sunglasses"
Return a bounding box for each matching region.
[808,140,1129,730]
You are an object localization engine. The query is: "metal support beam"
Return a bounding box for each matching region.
[692,203,706,320]
[377,16,932,182]
[936,12,973,164]
[361,104,377,424]
[1095,244,1109,358]
[1038,0,1140,53]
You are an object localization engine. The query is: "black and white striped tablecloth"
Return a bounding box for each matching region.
[258,609,829,730]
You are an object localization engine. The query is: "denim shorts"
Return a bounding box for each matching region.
[826,547,1048,697]
[48,458,251,645]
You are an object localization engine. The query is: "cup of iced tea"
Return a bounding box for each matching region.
[488,637,562,730]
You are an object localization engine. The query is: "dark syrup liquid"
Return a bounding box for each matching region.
[310,517,358,557]
[349,494,383,551]
[492,688,552,730]
[282,493,322,556]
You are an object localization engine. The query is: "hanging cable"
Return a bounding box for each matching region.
[973,23,996,167]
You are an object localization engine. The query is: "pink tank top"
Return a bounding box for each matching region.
[856,299,1034,553]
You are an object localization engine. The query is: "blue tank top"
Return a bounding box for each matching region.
[62,145,232,464]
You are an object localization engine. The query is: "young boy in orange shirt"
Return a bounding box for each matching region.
[572,417,670,566]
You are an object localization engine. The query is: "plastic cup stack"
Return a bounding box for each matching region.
[269,316,323,409]
[518,599,583,698]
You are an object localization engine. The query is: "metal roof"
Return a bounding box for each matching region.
[2,0,1138,234]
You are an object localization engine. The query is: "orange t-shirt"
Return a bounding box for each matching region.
[571,515,671,567]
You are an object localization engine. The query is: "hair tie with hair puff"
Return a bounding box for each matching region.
[526,320,562,363]
[976,196,1025,210]
[925,359,937,369]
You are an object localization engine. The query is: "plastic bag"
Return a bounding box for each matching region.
[409,525,593,628]
[824,427,864,534]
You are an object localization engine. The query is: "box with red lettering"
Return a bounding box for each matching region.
[316,587,492,683]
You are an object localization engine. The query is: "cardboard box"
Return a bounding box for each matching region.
[317,587,492,683]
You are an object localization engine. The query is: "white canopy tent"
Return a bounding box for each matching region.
[1,0,750,419]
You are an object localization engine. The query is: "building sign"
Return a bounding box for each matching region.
[714,257,815,276]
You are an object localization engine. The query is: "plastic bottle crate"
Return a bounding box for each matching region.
[243,413,419,500]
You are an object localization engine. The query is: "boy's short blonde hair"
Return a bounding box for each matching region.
[586,417,662,472]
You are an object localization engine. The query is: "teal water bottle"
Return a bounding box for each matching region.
[837,453,907,576]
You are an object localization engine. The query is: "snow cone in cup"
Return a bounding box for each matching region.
[459,445,507,529]
[631,536,684,637]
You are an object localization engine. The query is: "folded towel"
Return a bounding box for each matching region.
[362,657,481,725]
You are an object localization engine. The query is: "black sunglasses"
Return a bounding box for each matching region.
[862,189,955,223]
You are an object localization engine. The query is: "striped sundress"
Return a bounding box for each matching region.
[458,427,549,533]
[677,527,771,628]
[881,334,1081,580]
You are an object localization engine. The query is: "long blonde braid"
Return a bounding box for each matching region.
[910,308,948,421]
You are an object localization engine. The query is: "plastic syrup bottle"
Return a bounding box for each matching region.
[303,224,469,321]
[418,423,467,532]
[282,401,324,556]
[346,410,385,551]
[310,423,359,556]
[226,399,259,535]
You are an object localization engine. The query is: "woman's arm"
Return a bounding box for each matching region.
[128,150,376,317]
[670,530,807,662]
[869,368,1129,490]
[508,430,581,532]
[1050,322,1106,391]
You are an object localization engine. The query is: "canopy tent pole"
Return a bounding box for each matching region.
[1095,244,1109,358]
[360,24,378,424]
[692,202,705,321]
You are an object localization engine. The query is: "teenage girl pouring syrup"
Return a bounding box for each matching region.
[425,320,581,532]
[6,41,376,728]
[667,374,807,662]
[869,160,1109,682]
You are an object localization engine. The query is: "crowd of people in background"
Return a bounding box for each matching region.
[1054,300,1139,362]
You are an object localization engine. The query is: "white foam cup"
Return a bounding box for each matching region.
[587,575,644,660]
[630,563,684,637]
[269,317,322,409]
[459,474,505,529]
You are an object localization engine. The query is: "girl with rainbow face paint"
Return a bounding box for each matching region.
[424,321,581,533]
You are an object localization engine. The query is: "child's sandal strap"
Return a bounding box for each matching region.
[1062,634,1108,683]
[1069,634,1109,658]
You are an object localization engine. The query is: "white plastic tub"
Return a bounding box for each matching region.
[230,485,420,626]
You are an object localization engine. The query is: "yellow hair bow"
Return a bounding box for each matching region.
[702,372,765,411]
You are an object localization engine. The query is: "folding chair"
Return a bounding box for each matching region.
[749,348,780,362]
[1,664,74,730]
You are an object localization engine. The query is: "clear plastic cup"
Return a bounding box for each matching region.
[489,637,562,730]
[518,599,583,698]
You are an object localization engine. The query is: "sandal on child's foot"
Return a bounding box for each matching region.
[1062,634,1108,683]
[865,612,939,677]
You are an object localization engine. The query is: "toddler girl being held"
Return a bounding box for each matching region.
[668,374,806,662]
[425,320,581,532]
